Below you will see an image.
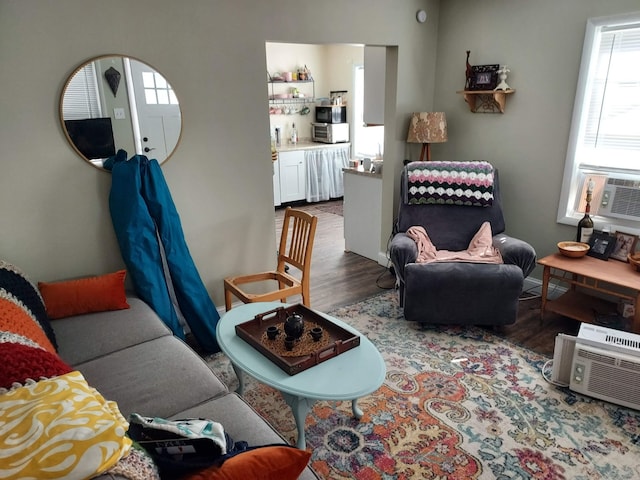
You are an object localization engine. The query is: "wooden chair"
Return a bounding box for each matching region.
[224,207,318,311]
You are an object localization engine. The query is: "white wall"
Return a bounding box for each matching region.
[267,42,326,142]
[0,0,438,306]
[432,0,639,277]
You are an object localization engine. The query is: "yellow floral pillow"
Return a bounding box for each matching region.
[0,371,132,479]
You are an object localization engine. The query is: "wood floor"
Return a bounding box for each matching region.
[276,199,578,358]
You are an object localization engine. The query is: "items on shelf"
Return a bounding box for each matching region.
[268,68,315,115]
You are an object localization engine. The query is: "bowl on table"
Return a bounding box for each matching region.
[628,253,640,271]
[557,241,590,258]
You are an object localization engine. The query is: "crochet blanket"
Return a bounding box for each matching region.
[405,161,494,207]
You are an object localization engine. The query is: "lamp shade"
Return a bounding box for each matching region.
[406,112,448,144]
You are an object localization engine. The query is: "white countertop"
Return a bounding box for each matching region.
[276,140,350,152]
[343,167,382,178]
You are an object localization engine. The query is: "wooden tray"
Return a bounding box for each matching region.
[235,304,360,375]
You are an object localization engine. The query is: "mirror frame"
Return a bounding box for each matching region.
[59,54,183,171]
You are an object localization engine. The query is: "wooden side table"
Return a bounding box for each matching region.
[538,253,640,333]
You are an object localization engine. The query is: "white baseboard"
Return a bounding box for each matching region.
[378,251,391,267]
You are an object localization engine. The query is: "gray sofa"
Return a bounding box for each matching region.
[52,295,319,479]
[389,164,537,326]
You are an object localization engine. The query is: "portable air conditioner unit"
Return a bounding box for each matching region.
[552,323,640,410]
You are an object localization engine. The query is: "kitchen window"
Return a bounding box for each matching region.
[353,65,384,159]
[558,11,640,232]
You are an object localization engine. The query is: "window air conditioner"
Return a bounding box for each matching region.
[597,177,640,221]
[552,323,640,411]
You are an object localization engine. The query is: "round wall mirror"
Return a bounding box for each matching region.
[60,55,182,169]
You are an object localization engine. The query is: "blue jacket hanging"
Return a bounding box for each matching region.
[106,150,220,353]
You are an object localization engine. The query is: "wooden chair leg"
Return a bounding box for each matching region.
[224,286,233,311]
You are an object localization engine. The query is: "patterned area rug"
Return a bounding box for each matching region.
[207,291,640,479]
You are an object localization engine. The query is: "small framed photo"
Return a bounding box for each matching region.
[610,231,638,262]
[587,230,616,260]
[468,64,500,91]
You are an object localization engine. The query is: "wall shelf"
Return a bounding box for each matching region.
[456,89,515,113]
[269,79,315,104]
[269,98,315,106]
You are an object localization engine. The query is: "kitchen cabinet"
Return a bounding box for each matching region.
[343,169,383,262]
[278,151,306,203]
[363,46,385,126]
[272,159,281,207]
[305,145,350,202]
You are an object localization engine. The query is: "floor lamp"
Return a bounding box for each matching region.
[406,112,448,161]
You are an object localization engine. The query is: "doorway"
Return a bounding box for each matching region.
[126,58,181,160]
[267,42,395,271]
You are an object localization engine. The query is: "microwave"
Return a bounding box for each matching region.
[312,123,350,144]
[315,105,347,124]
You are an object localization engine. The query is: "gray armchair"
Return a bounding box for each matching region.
[389,162,536,326]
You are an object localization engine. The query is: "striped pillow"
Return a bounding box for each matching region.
[0,260,69,389]
[0,260,57,349]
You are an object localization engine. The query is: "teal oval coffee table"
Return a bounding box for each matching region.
[217,302,386,449]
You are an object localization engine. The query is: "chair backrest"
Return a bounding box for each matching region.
[396,164,506,251]
[277,207,318,277]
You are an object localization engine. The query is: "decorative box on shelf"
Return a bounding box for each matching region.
[456,89,515,113]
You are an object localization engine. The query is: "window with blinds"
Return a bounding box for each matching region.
[579,22,640,169]
[61,62,102,120]
[557,12,640,230]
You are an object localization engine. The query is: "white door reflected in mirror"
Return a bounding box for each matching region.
[60,55,182,170]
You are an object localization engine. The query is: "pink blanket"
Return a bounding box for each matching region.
[406,222,503,264]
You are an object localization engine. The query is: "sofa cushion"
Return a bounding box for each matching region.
[0,371,131,480]
[53,296,171,366]
[171,395,320,480]
[38,270,130,319]
[75,335,228,419]
[171,394,287,447]
[0,260,57,349]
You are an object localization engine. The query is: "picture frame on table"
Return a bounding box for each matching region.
[587,230,616,260]
[468,64,500,91]
[610,231,638,262]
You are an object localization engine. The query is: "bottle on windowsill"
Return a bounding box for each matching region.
[576,178,595,243]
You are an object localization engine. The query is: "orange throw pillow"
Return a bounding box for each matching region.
[38,270,130,319]
[184,446,311,480]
